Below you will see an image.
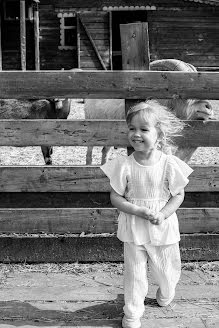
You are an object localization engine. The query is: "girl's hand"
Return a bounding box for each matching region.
[137,207,155,221]
[150,212,165,225]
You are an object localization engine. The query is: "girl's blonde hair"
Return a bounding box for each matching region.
[126,100,186,153]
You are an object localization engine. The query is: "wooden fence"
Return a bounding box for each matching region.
[0,70,218,262]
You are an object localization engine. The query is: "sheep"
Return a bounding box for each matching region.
[0,98,71,164]
[84,59,214,164]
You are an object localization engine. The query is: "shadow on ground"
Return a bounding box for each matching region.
[0,296,161,327]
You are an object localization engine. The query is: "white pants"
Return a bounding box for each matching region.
[123,242,181,322]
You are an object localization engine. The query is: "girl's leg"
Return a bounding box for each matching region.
[122,242,148,328]
[146,243,181,307]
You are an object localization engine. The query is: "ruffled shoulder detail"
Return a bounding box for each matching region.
[166,155,193,196]
[100,155,129,195]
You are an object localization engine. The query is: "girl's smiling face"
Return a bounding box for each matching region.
[127,113,159,153]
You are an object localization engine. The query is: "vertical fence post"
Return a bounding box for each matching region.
[33,0,40,70]
[120,22,150,71]
[120,22,150,153]
[0,14,2,71]
[20,0,26,70]
[0,12,2,71]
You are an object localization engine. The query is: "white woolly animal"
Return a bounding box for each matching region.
[84,59,214,164]
[0,98,71,165]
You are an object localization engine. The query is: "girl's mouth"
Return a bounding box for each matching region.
[132,140,143,144]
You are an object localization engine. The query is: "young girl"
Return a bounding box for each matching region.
[100,100,193,328]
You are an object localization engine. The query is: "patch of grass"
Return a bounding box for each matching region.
[0,262,124,275]
[0,262,218,276]
[182,261,219,272]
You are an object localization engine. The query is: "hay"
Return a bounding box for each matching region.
[0,261,218,276]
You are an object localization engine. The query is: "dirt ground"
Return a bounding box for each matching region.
[0,262,218,327]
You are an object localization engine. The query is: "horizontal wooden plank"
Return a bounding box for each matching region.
[80,61,108,69]
[80,39,110,47]
[150,28,219,35]
[148,11,219,19]
[80,44,109,51]
[80,58,110,65]
[0,208,117,234]
[1,71,219,99]
[0,234,217,262]
[188,165,219,191]
[0,165,218,192]
[0,192,217,208]
[80,29,109,36]
[79,22,109,29]
[0,120,218,147]
[0,208,217,234]
[150,22,219,28]
[183,192,219,208]
[0,192,111,208]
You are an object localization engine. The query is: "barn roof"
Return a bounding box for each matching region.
[102,0,219,11]
[184,0,219,6]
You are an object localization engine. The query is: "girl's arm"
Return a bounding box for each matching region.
[160,189,185,218]
[110,188,154,220]
[151,189,185,225]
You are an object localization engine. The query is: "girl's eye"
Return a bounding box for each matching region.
[142,129,149,132]
[129,127,134,131]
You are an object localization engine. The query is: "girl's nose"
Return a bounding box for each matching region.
[133,129,141,135]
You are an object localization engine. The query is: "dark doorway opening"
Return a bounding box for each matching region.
[1,0,35,70]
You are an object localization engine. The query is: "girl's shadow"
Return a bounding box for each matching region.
[0,295,123,327]
[0,296,158,327]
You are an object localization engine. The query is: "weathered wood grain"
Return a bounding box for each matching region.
[0,234,217,262]
[0,208,217,234]
[20,0,26,71]
[0,120,218,147]
[0,71,219,99]
[0,166,217,192]
[120,22,150,71]
[0,192,217,209]
[0,208,118,234]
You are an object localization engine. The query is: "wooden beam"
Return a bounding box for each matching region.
[109,11,112,70]
[120,22,150,112]
[0,120,217,147]
[0,234,217,262]
[120,22,150,155]
[78,13,107,70]
[0,192,217,209]
[0,208,217,234]
[33,1,40,70]
[0,165,217,192]
[0,12,2,71]
[1,71,219,99]
[76,14,80,68]
[20,0,26,70]
[120,22,150,71]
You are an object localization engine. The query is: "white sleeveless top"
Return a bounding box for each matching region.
[100,153,193,246]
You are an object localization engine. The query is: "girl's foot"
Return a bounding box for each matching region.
[122,316,141,328]
[156,288,175,307]
[165,301,177,310]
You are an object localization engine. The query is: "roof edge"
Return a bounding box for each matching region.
[184,0,219,6]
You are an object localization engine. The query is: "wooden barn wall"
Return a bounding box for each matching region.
[78,11,110,70]
[15,0,217,70]
[39,1,110,70]
[147,9,219,69]
[39,3,77,70]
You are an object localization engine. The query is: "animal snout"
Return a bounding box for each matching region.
[204,102,213,114]
[196,101,214,120]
